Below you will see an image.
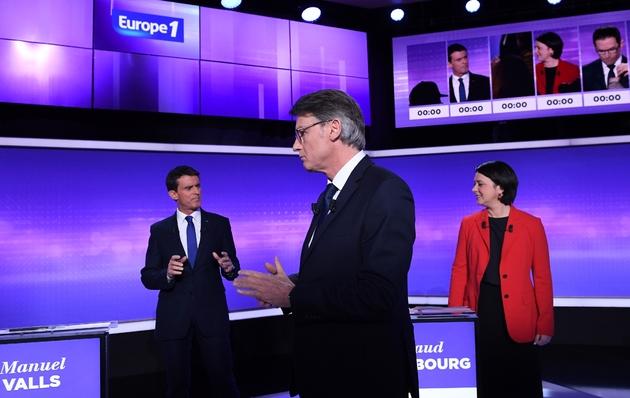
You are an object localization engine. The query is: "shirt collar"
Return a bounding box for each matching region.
[330,151,366,191]
[176,209,201,224]
[602,55,623,70]
[453,72,469,83]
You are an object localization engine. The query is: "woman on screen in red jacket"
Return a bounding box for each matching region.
[448,160,554,398]
[535,31,581,94]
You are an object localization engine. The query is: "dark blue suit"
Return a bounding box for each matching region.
[141,209,240,397]
[289,156,419,398]
[582,55,629,91]
[449,71,491,102]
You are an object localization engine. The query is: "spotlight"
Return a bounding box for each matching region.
[301,6,322,22]
[465,0,480,13]
[221,0,241,9]
[390,8,404,22]
[547,0,561,4]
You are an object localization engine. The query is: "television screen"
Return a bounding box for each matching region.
[393,10,630,128]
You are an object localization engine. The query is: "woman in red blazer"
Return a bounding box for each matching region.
[448,161,554,398]
[535,31,581,95]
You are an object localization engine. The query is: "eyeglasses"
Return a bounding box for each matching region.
[596,46,619,55]
[294,119,332,142]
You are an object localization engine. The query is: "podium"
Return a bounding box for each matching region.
[0,322,113,397]
[411,307,477,398]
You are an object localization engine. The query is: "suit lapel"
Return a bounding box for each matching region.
[301,156,373,266]
[196,209,212,266]
[501,206,521,259]
[301,200,322,263]
[169,213,187,258]
[476,209,490,252]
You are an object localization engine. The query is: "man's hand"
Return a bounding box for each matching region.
[213,251,235,273]
[167,255,187,278]
[233,257,294,308]
[617,62,628,77]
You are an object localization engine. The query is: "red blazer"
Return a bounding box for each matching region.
[536,58,580,95]
[448,206,554,343]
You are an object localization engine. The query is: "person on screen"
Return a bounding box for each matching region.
[232,89,419,398]
[141,165,240,398]
[448,43,491,102]
[409,80,448,106]
[534,32,581,95]
[447,160,554,398]
[491,32,536,99]
[582,26,629,91]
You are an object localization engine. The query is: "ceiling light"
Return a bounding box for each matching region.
[391,8,405,22]
[465,0,480,13]
[301,6,322,23]
[548,0,561,4]
[221,0,242,9]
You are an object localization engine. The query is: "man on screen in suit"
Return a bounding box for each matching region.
[582,26,629,91]
[141,165,240,398]
[233,89,419,398]
[448,43,492,103]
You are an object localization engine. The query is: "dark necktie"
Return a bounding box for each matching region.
[316,183,338,229]
[185,216,197,268]
[607,64,616,88]
[458,77,466,102]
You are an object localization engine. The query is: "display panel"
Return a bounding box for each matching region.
[0,0,93,48]
[200,8,290,69]
[291,71,372,125]
[0,41,92,108]
[289,21,369,79]
[413,319,477,397]
[93,0,200,60]
[0,137,628,330]
[94,50,200,114]
[393,10,630,128]
[200,61,292,120]
[0,336,103,396]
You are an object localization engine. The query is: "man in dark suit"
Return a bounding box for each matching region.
[234,89,419,398]
[448,43,491,102]
[141,165,240,398]
[582,26,629,91]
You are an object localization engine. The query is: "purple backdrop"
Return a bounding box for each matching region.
[0,141,629,329]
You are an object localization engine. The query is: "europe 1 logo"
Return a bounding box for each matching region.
[112,9,184,42]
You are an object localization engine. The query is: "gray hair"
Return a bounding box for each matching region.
[289,89,366,150]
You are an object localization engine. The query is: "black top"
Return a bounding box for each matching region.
[545,66,557,95]
[482,217,508,286]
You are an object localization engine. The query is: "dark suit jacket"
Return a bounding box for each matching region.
[447,206,554,343]
[582,55,629,91]
[289,156,419,398]
[141,208,240,340]
[449,71,491,102]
